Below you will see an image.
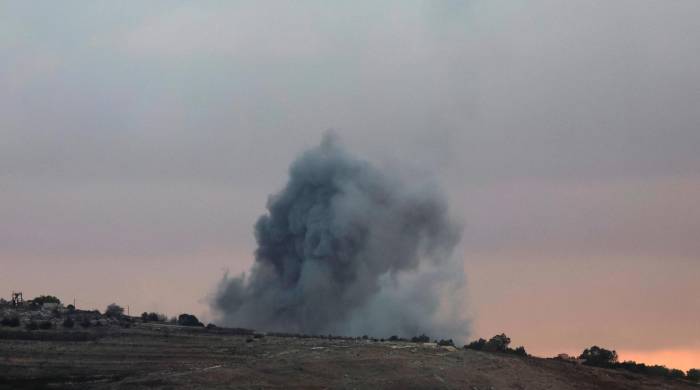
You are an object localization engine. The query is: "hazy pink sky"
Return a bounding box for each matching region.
[2,1,698,371]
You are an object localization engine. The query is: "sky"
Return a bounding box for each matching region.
[1,0,699,371]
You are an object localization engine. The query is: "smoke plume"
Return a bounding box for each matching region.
[213,134,468,339]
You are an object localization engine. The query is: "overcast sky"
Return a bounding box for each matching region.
[2,1,699,370]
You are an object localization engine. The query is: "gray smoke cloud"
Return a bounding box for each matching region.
[213,134,468,339]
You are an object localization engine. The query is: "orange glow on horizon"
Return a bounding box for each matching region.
[618,349,700,372]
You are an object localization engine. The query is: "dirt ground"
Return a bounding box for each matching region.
[0,324,696,389]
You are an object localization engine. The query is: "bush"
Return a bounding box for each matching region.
[411,334,430,343]
[687,368,700,383]
[437,339,455,347]
[38,320,52,330]
[105,303,124,318]
[1,316,20,327]
[669,369,685,379]
[62,317,75,328]
[484,334,511,352]
[79,317,91,328]
[66,304,75,312]
[141,312,166,322]
[177,313,204,327]
[464,338,487,351]
[25,321,39,330]
[32,295,61,306]
[579,346,618,368]
[512,346,528,356]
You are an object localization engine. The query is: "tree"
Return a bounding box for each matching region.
[579,346,618,367]
[105,303,124,318]
[32,295,61,306]
[484,334,511,352]
[686,369,700,383]
[141,312,166,322]
[513,346,528,356]
[464,338,487,351]
[411,334,430,343]
[669,369,685,379]
[177,313,204,327]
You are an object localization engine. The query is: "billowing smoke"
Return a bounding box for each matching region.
[213,134,468,340]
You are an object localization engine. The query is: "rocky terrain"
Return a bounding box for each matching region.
[1,320,697,390]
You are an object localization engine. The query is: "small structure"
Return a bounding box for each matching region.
[556,353,584,364]
[11,291,23,306]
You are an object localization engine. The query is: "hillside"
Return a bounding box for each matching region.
[0,323,696,390]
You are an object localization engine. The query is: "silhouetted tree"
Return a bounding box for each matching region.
[411,334,430,343]
[464,338,487,351]
[669,369,685,379]
[177,313,204,327]
[141,312,166,322]
[33,295,61,305]
[484,333,511,352]
[513,346,528,356]
[579,346,618,367]
[687,368,700,383]
[105,303,124,318]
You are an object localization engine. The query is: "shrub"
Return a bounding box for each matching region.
[105,303,124,318]
[25,321,39,330]
[32,295,61,306]
[62,317,75,328]
[38,320,53,330]
[177,313,204,327]
[464,338,487,351]
[206,323,217,329]
[687,368,700,383]
[1,316,20,327]
[141,312,166,322]
[437,339,455,347]
[512,346,528,356]
[579,346,618,367]
[79,317,91,328]
[66,304,75,312]
[484,334,511,352]
[411,334,430,343]
[669,369,685,379]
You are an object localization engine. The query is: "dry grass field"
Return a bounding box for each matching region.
[0,324,697,389]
